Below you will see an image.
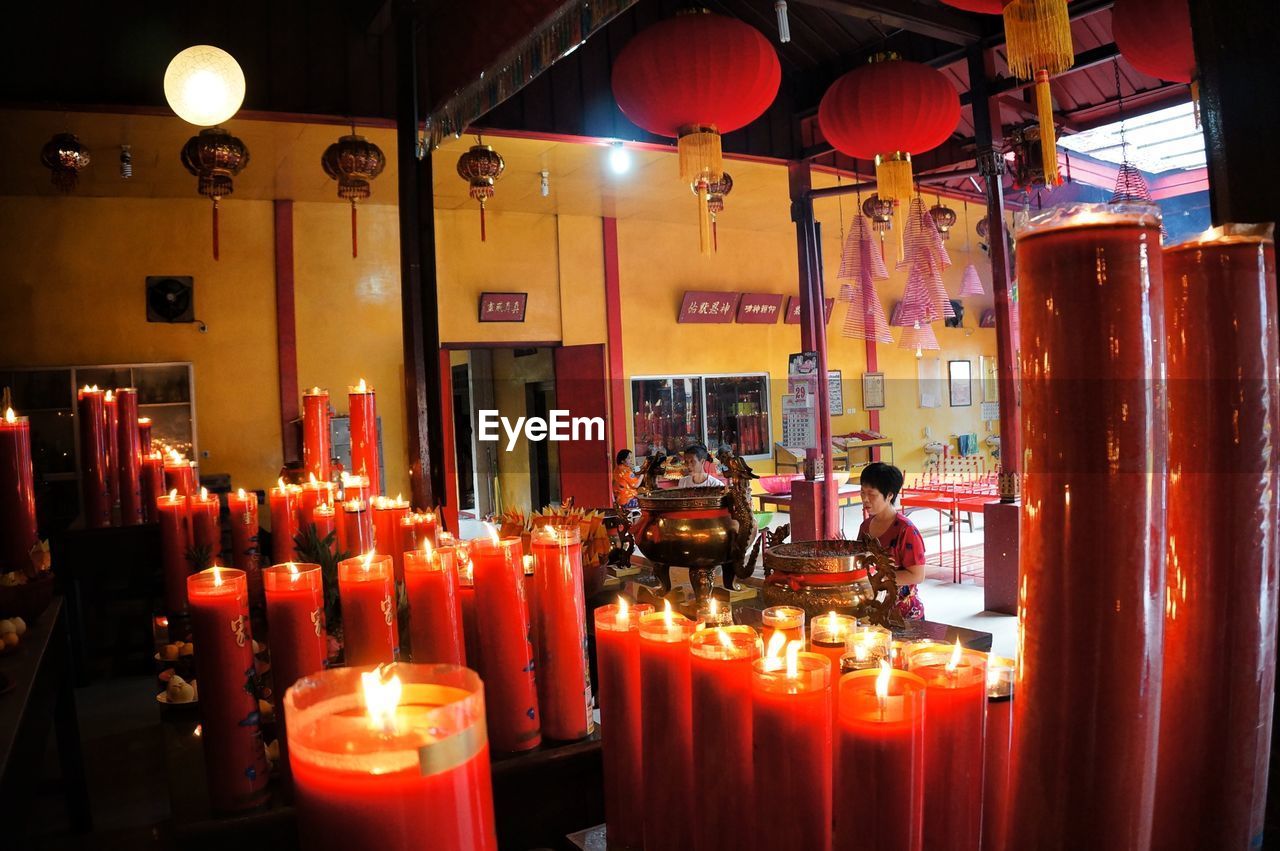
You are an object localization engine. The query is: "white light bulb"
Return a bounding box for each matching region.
[609,142,632,175]
[775,1,791,43]
[164,45,246,127]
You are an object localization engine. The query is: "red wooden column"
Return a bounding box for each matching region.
[602,218,628,457]
[274,200,300,464]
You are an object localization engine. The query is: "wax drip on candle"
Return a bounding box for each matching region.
[361,664,403,735]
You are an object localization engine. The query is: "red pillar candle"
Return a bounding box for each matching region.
[690,625,760,851]
[908,642,987,851]
[190,487,222,565]
[77,386,111,528]
[164,449,196,498]
[594,600,653,851]
[1012,205,1166,849]
[270,480,302,566]
[138,416,153,455]
[372,496,411,581]
[103,389,120,513]
[310,502,336,543]
[348,379,381,496]
[186,567,270,812]
[639,606,699,850]
[298,474,335,532]
[286,664,498,851]
[158,490,192,616]
[404,543,465,665]
[0,408,38,572]
[115,388,144,525]
[338,554,396,666]
[982,656,1015,851]
[302,387,332,483]
[263,562,327,705]
[531,525,592,742]
[752,643,833,850]
[469,534,541,753]
[228,489,261,603]
[1154,226,1279,849]
[834,665,927,851]
[457,554,482,672]
[342,499,374,556]
[339,472,371,507]
[810,611,857,685]
[761,605,805,648]
[141,451,164,523]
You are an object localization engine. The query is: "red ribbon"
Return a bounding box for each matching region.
[766,568,868,593]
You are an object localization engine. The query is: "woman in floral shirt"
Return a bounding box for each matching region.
[612,449,641,511]
[858,462,927,621]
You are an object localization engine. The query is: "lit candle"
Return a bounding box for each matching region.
[908,639,987,851]
[263,561,328,775]
[301,387,331,482]
[841,624,893,674]
[286,664,499,850]
[310,501,336,542]
[469,531,541,753]
[114,387,144,525]
[103,389,120,511]
[158,489,192,616]
[639,602,699,849]
[372,495,411,581]
[77,386,111,527]
[456,547,481,670]
[137,416,153,454]
[228,488,261,603]
[752,639,832,849]
[298,473,335,532]
[810,611,857,683]
[690,625,760,851]
[342,498,374,556]
[340,471,371,508]
[834,662,927,851]
[348,379,381,496]
[403,541,465,665]
[761,605,806,648]
[531,525,592,742]
[140,450,165,524]
[163,448,196,498]
[186,567,270,812]
[190,486,222,565]
[269,479,301,565]
[0,407,38,572]
[337,552,396,666]
[594,599,653,851]
[983,655,1015,851]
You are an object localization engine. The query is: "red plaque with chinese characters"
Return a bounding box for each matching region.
[783,296,835,324]
[736,293,784,324]
[678,291,741,324]
[479,292,528,322]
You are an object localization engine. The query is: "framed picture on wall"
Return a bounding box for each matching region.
[980,355,999,403]
[949,360,973,407]
[862,372,885,409]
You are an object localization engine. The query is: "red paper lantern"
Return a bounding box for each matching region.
[939,0,1002,13]
[818,54,960,203]
[1112,0,1194,84]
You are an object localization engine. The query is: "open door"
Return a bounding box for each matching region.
[553,344,613,508]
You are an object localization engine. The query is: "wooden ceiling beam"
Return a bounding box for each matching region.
[789,0,984,45]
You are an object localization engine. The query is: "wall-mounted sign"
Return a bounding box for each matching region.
[736,293,784,324]
[783,296,836,324]
[678,291,740,324]
[479,292,528,322]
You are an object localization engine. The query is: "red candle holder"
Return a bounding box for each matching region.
[190,487,222,564]
[347,380,381,496]
[269,482,302,566]
[77,386,111,528]
[341,499,374,557]
[530,525,592,742]
[228,489,261,603]
[138,416,153,455]
[638,607,699,850]
[298,475,335,533]
[337,554,396,667]
[103,390,120,513]
[157,490,192,616]
[0,408,38,572]
[140,451,164,524]
[263,561,327,773]
[163,450,196,498]
[403,544,465,666]
[301,388,331,483]
[594,601,653,851]
[310,502,336,543]
[115,388,144,526]
[761,604,805,648]
[372,496,410,581]
[983,655,1015,851]
[809,612,858,685]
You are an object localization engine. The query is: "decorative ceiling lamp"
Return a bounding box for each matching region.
[455,137,505,241]
[960,264,987,297]
[612,10,781,255]
[1002,0,1072,186]
[862,195,894,234]
[322,132,386,258]
[818,53,960,205]
[180,129,249,260]
[929,201,957,239]
[691,172,734,251]
[899,321,940,359]
[1112,0,1197,121]
[41,133,91,192]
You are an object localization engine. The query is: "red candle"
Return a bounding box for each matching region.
[228,489,261,602]
[141,451,164,523]
[302,387,332,483]
[348,379,381,496]
[0,408,38,572]
[530,525,592,741]
[163,449,196,498]
[310,502,336,543]
[342,499,374,556]
[186,567,270,812]
[594,600,653,851]
[286,664,498,851]
[834,665,927,851]
[298,475,335,533]
[457,554,481,671]
[115,388,143,525]
[190,487,222,565]
[372,495,411,581]
[138,416,153,455]
[403,543,465,665]
[761,605,805,648]
[810,611,858,686]
[103,389,120,512]
[338,553,396,666]
[909,641,986,851]
[77,386,111,528]
[1154,227,1279,848]
[263,562,327,705]
[469,534,541,753]
[340,472,371,507]
[270,480,301,566]
[639,606,698,850]
[1012,205,1165,848]
[751,644,832,850]
[690,625,759,851]
[158,490,192,616]
[982,656,1015,851]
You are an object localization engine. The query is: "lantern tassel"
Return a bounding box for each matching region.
[696,185,712,257]
[713,216,719,253]
[875,153,913,206]
[480,201,487,242]
[1034,71,1061,186]
[212,198,220,261]
[678,127,723,186]
[1002,0,1074,80]
[351,201,359,258]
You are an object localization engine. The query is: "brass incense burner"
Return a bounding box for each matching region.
[762,538,903,628]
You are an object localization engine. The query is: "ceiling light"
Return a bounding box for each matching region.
[609,142,632,175]
[540,169,550,197]
[164,45,246,127]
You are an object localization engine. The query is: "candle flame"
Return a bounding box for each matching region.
[237,488,245,499]
[361,665,402,734]
[277,477,286,490]
[876,659,892,699]
[356,378,368,393]
[309,472,317,484]
[827,610,840,637]
[104,389,114,402]
[422,537,434,557]
[718,628,733,649]
[396,493,402,502]
[168,488,178,500]
[139,417,151,425]
[709,598,719,617]
[199,486,208,500]
[785,640,802,679]
[4,408,14,423]
[663,598,674,629]
[288,561,299,576]
[523,554,534,575]
[946,638,963,672]
[617,596,629,622]
[362,551,375,572]
[987,660,1002,689]
[484,523,500,545]
[311,386,322,395]
[212,565,223,587]
[169,449,185,463]
[765,630,787,663]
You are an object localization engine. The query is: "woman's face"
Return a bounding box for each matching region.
[622,452,633,466]
[861,485,890,514]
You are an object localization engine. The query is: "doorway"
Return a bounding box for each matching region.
[526,379,561,509]
[451,363,475,513]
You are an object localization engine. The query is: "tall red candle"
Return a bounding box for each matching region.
[530,525,592,741]
[310,502,336,543]
[469,535,540,753]
[158,490,192,616]
[77,386,111,528]
[1154,226,1279,849]
[982,656,1015,851]
[1011,205,1165,849]
[338,554,396,667]
[834,666,926,851]
[690,625,759,851]
[263,562,327,706]
[594,601,652,851]
[342,499,374,556]
[137,416,152,454]
[190,487,222,565]
[639,607,698,850]
[302,387,332,483]
[403,543,465,665]
[163,450,196,498]
[270,480,301,566]
[141,451,164,523]
[909,642,987,851]
[228,489,261,603]
[339,472,371,508]
[751,646,832,851]
[372,496,411,581]
[286,664,498,851]
[186,567,270,812]
[0,408,38,572]
[348,380,381,496]
[457,557,481,672]
[115,388,143,525]
[103,390,120,512]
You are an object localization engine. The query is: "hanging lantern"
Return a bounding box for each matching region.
[1112,0,1197,119]
[322,133,386,258]
[41,133,91,193]
[929,202,958,239]
[456,138,505,242]
[691,172,734,252]
[180,128,249,260]
[1001,0,1072,186]
[862,195,894,233]
[612,10,780,255]
[819,53,960,205]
